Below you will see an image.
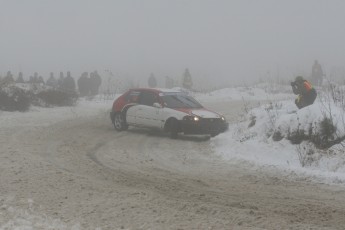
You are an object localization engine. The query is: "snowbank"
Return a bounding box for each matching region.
[212,99,345,184]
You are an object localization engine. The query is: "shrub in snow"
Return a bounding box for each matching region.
[296,142,318,167]
[323,81,345,109]
[247,115,256,128]
[272,130,283,141]
[247,99,345,149]
[0,83,31,111]
[0,82,78,111]
[36,90,78,107]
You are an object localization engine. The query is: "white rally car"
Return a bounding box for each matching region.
[110,88,228,138]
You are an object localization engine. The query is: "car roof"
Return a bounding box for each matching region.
[129,88,183,94]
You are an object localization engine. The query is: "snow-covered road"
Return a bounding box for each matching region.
[1,100,345,229]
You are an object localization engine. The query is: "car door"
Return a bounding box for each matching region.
[136,91,163,128]
[124,90,140,125]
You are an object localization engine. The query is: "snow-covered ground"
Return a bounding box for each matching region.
[1,84,344,185]
[0,98,114,230]
[0,95,119,129]
[1,84,345,228]
[0,196,82,230]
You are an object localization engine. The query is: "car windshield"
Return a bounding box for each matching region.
[161,93,203,109]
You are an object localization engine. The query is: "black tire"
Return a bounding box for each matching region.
[113,112,128,131]
[170,119,179,139]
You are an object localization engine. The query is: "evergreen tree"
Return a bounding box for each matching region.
[4,71,14,83]
[33,72,39,84]
[16,72,25,83]
[148,73,157,88]
[38,76,45,85]
[165,76,174,89]
[182,68,193,89]
[28,76,34,83]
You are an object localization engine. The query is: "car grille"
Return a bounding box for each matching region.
[201,118,222,124]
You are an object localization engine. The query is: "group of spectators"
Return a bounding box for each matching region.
[0,70,102,96]
[0,71,46,84]
[77,71,102,96]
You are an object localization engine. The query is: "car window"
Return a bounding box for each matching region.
[138,91,158,106]
[126,91,140,103]
[161,94,203,108]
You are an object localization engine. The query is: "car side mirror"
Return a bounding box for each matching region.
[153,102,162,108]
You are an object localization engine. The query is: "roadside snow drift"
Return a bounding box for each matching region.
[212,97,345,184]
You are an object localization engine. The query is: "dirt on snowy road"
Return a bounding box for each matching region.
[1,101,345,230]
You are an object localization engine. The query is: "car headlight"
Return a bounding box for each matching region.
[221,116,226,121]
[183,115,200,122]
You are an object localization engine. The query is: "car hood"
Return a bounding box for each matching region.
[175,108,221,119]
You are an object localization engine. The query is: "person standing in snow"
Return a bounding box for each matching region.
[291,76,317,109]
[46,72,58,88]
[77,72,91,96]
[61,71,76,93]
[311,60,323,86]
[89,70,102,95]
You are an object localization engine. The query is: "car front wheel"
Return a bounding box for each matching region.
[170,119,179,139]
[113,113,128,131]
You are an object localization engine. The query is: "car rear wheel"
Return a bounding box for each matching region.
[114,113,128,131]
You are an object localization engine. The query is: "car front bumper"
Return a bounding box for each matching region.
[180,118,229,136]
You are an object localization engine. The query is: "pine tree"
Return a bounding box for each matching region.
[182,68,193,89]
[165,76,174,89]
[4,71,14,83]
[148,73,157,88]
[16,72,25,83]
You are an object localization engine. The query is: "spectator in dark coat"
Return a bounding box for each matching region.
[61,71,76,93]
[291,76,317,109]
[311,60,323,86]
[46,72,58,88]
[90,71,102,95]
[77,72,91,96]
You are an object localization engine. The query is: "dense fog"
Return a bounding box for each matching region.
[1,0,345,89]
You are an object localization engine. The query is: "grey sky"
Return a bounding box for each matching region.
[1,0,345,86]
